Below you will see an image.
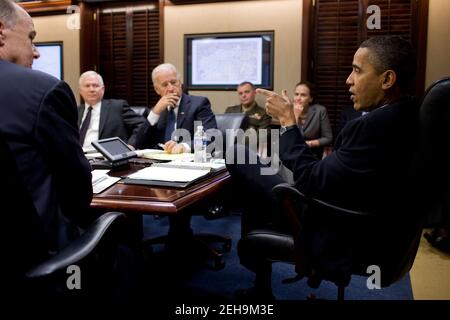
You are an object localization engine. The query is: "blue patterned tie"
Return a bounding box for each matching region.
[164,107,176,142]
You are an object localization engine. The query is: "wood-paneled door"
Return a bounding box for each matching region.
[302,0,428,137]
[80,0,163,107]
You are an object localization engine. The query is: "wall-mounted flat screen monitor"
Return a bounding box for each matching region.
[184,31,274,90]
[32,42,63,80]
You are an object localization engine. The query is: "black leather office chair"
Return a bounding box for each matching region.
[211,112,250,159]
[192,113,250,268]
[237,77,450,300]
[0,132,127,297]
[130,106,150,118]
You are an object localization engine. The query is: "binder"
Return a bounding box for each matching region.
[123,165,214,188]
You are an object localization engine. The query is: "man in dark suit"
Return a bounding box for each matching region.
[0,0,92,254]
[227,35,418,298]
[134,63,217,153]
[78,70,145,150]
[134,63,217,251]
[337,105,364,137]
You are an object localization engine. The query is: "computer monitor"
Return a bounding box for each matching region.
[91,137,137,163]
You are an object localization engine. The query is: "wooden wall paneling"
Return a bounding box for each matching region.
[19,0,71,16]
[310,0,428,136]
[301,0,314,81]
[80,1,162,107]
[313,0,361,134]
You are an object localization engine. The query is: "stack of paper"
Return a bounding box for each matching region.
[127,166,210,183]
[153,160,225,171]
[134,149,164,157]
[135,149,195,162]
[91,169,121,194]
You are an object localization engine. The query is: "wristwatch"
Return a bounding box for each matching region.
[280,124,298,135]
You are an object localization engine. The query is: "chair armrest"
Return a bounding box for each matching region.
[272,183,374,219]
[26,211,126,278]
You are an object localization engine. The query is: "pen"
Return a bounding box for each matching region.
[157,143,165,149]
[92,175,108,186]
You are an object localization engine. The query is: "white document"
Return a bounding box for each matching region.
[127,166,210,183]
[85,152,105,160]
[135,149,195,162]
[134,149,164,157]
[91,169,121,194]
[144,153,194,161]
[154,160,225,171]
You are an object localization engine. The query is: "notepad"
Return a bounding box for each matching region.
[91,169,121,194]
[127,166,210,183]
[153,160,225,171]
[134,149,164,157]
[142,152,195,161]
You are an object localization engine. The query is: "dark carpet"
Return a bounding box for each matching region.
[142,212,413,301]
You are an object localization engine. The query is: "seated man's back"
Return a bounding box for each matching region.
[0,0,92,254]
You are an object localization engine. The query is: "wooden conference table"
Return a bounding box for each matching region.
[90,164,231,216]
[90,163,232,268]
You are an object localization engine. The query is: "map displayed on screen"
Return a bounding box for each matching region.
[191,37,262,85]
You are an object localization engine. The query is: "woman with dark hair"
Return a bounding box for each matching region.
[292,81,333,159]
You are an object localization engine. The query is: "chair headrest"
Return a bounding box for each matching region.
[130,106,150,117]
[215,113,249,134]
[212,113,250,157]
[420,77,450,122]
[418,77,450,163]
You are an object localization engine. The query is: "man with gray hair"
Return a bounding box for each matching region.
[134,63,217,153]
[78,70,145,150]
[0,0,92,279]
[134,63,217,254]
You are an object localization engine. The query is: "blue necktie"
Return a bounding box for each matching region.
[164,107,176,142]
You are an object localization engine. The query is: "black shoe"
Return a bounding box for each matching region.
[424,229,438,243]
[234,287,275,302]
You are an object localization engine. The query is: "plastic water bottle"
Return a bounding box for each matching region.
[194,125,206,163]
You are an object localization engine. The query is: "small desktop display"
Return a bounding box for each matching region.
[91,137,137,163]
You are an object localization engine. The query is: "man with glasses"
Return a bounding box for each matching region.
[0,0,92,272]
[134,63,217,153]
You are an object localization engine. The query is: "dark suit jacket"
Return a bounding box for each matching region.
[78,99,145,146]
[0,60,92,252]
[299,103,333,159]
[134,93,217,149]
[337,105,363,136]
[281,97,418,213]
[279,97,419,285]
